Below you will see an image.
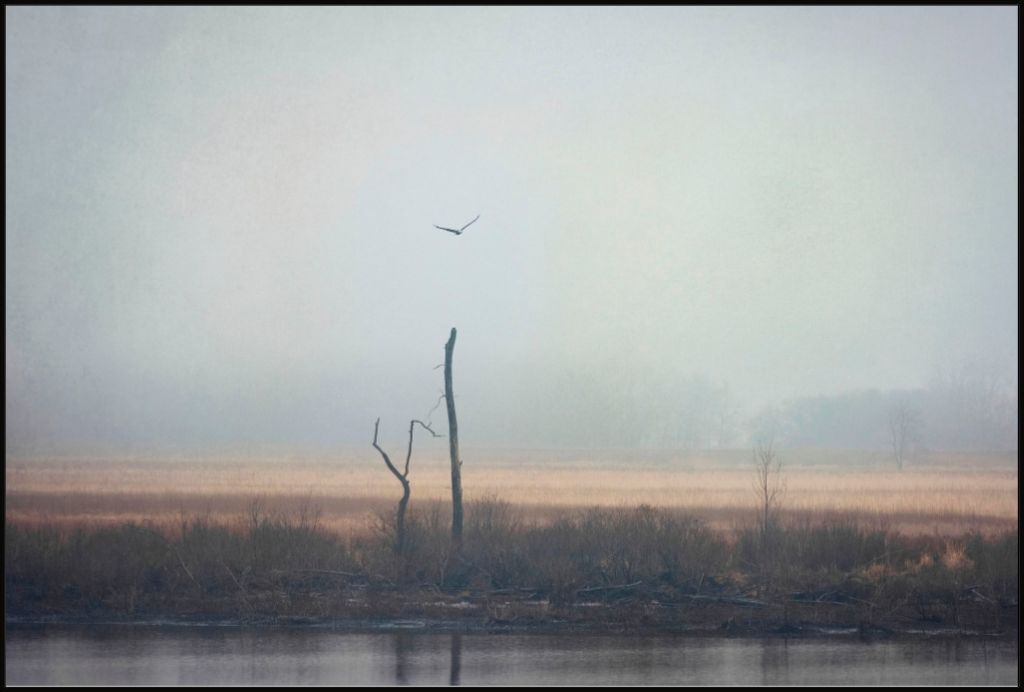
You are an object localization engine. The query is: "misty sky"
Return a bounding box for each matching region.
[5,7,1018,452]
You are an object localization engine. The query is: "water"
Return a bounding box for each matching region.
[5,624,1017,686]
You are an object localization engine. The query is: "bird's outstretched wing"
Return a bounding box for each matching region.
[459,214,481,232]
[434,215,480,235]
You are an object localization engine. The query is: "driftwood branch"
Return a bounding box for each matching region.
[174,548,201,590]
[680,593,773,608]
[219,560,255,612]
[577,581,644,594]
[275,568,397,587]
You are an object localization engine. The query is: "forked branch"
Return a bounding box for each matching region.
[372,416,442,554]
[406,419,442,477]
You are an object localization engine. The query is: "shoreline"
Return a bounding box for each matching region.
[7,592,1018,642]
[6,615,1016,642]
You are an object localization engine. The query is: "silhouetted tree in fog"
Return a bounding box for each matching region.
[371,417,440,553]
[888,400,921,470]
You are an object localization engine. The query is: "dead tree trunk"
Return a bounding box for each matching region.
[372,417,439,554]
[444,327,463,548]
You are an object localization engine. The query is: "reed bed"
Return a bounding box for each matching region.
[5,498,1018,634]
[6,451,1017,537]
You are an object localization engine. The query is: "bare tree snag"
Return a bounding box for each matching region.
[444,327,464,548]
[372,417,440,553]
[888,401,920,471]
[752,436,784,549]
[751,436,785,596]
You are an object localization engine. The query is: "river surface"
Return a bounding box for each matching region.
[5,624,1018,686]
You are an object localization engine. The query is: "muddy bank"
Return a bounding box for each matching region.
[7,581,1017,641]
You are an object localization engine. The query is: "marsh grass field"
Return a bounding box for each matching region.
[5,449,1017,536]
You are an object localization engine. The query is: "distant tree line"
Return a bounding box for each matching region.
[471,362,1017,454]
[747,368,1017,453]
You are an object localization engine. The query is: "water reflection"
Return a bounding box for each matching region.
[449,634,462,686]
[760,638,789,686]
[393,632,411,685]
[4,625,1017,686]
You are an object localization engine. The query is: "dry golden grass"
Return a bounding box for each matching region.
[5,449,1017,536]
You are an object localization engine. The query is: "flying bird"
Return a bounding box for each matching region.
[434,214,480,235]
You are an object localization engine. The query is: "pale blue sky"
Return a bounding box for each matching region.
[6,7,1018,451]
